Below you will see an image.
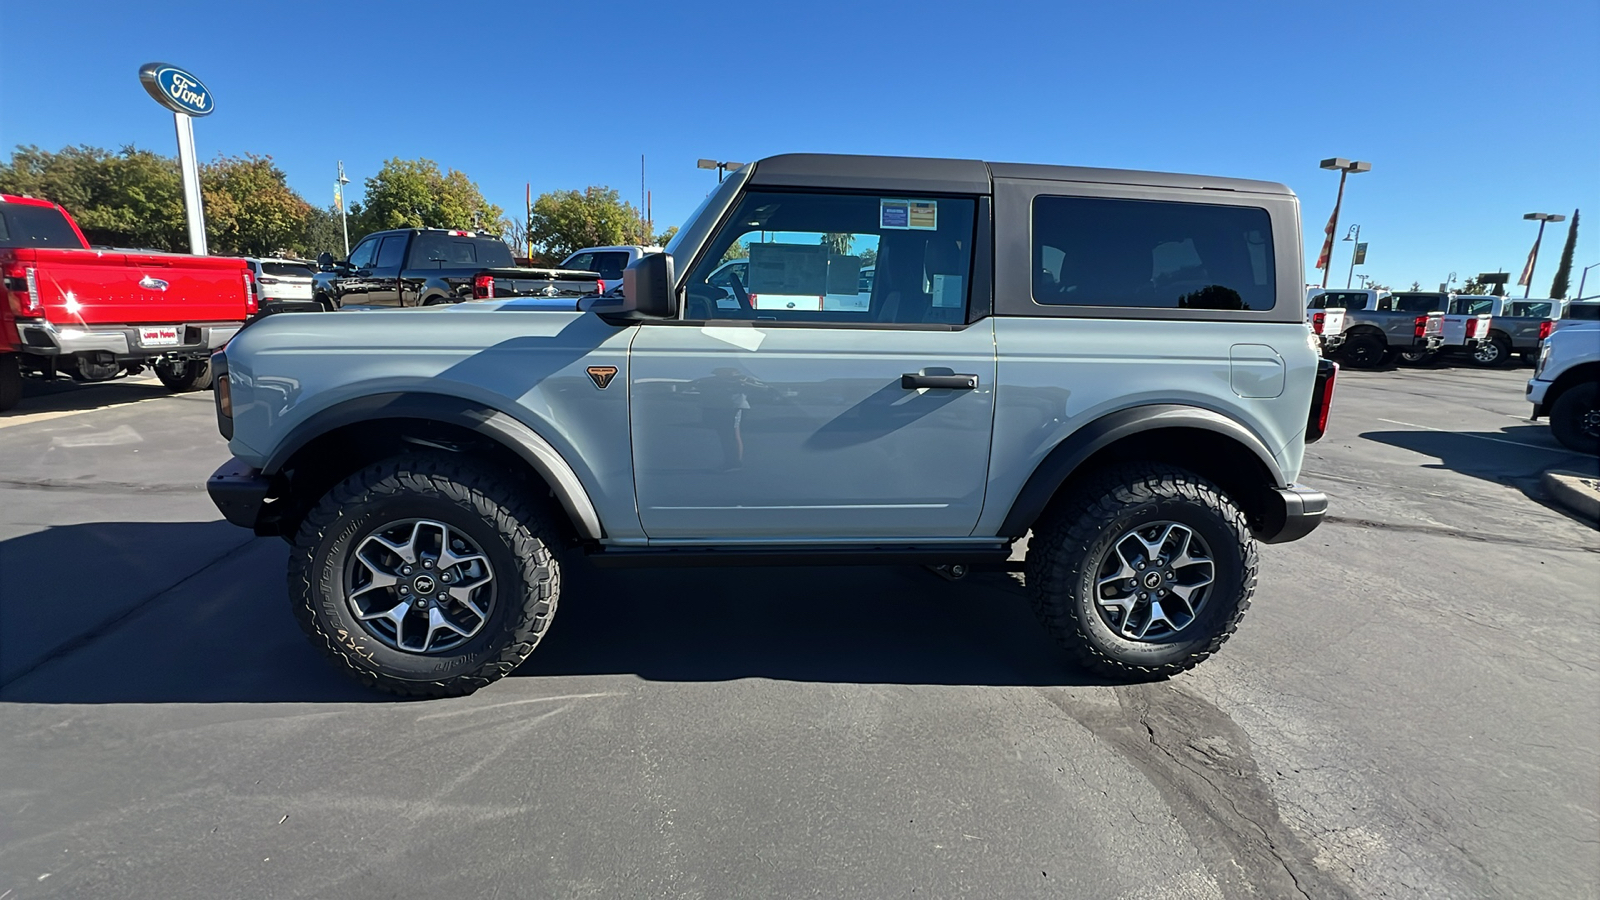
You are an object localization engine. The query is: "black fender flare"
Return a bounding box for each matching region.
[263,392,603,539]
[998,404,1287,537]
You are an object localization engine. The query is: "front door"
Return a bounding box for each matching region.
[628,189,994,540]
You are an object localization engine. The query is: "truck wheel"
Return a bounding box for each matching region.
[1549,383,1599,455]
[0,355,20,412]
[1340,333,1386,369]
[1471,334,1511,368]
[1025,463,1256,679]
[155,357,213,392]
[1396,347,1438,367]
[288,453,562,697]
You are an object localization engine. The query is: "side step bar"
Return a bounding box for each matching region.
[585,543,1015,569]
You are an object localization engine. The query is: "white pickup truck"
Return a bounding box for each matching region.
[1528,320,1599,454]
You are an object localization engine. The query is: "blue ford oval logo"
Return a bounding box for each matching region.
[138,62,215,117]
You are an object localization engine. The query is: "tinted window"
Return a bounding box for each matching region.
[475,238,514,268]
[593,252,630,282]
[1310,291,1371,310]
[1450,297,1495,315]
[1384,293,1446,313]
[375,235,407,269]
[562,252,594,272]
[1032,196,1275,311]
[1507,301,1553,318]
[1565,303,1599,321]
[0,204,83,249]
[348,238,378,268]
[261,261,314,278]
[684,191,977,325]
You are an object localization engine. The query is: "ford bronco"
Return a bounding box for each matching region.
[207,154,1334,696]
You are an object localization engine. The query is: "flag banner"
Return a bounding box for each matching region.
[1315,204,1339,270]
[1518,235,1541,286]
[1352,242,1367,265]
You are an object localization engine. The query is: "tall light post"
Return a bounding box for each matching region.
[1576,261,1600,301]
[1519,212,1566,298]
[1315,157,1372,288]
[1341,223,1367,288]
[697,158,745,183]
[336,161,351,257]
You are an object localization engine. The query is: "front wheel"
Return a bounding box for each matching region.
[288,454,562,697]
[1550,382,1599,455]
[1025,464,1257,679]
[155,357,213,392]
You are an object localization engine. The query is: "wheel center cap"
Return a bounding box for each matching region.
[1143,571,1165,590]
[413,575,436,594]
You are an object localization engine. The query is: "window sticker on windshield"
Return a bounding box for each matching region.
[908,200,937,231]
[932,274,963,308]
[880,200,910,230]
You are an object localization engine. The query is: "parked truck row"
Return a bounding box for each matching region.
[1306,287,1565,370]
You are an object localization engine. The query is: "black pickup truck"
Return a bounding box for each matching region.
[313,229,601,309]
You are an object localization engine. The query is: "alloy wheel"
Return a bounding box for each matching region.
[1093,522,1215,641]
[344,519,496,654]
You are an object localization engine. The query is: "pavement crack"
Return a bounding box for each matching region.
[1321,515,1600,551]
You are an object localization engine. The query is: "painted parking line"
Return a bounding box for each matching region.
[0,394,175,431]
[1375,417,1572,454]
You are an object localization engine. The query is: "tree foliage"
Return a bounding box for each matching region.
[527,186,647,262]
[201,154,311,256]
[349,158,504,239]
[302,204,346,258]
[1549,209,1579,300]
[0,144,186,250]
[653,225,679,247]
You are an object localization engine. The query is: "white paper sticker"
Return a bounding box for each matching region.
[931,274,964,308]
[908,200,937,231]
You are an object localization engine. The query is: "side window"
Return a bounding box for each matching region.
[375,235,407,269]
[562,252,595,272]
[594,252,629,283]
[1032,196,1275,311]
[348,238,378,269]
[476,239,514,268]
[683,191,976,325]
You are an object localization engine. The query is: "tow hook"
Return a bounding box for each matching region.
[929,564,968,582]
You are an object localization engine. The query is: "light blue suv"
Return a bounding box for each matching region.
[207,154,1335,697]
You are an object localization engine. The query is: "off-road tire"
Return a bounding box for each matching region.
[1550,382,1599,455]
[288,453,562,697]
[1340,333,1386,369]
[0,354,20,412]
[1471,334,1511,368]
[155,357,213,392]
[1025,463,1257,680]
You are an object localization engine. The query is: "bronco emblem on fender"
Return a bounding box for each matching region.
[586,366,618,390]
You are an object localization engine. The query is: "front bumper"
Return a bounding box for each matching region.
[1527,377,1552,418]
[1255,484,1328,544]
[15,319,240,360]
[208,457,276,533]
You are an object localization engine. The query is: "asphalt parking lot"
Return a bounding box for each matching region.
[1,362,1596,900]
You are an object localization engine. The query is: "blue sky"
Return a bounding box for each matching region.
[2,0,1596,295]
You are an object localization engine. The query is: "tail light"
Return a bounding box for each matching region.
[473,274,494,299]
[1539,319,1553,340]
[243,269,258,316]
[3,264,43,316]
[1312,312,1326,334]
[596,278,606,295]
[1414,315,1427,338]
[1306,358,1338,443]
[1466,318,1481,339]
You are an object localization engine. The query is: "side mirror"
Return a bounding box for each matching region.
[316,251,336,271]
[596,253,676,323]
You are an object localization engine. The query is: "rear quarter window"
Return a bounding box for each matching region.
[1032,196,1275,311]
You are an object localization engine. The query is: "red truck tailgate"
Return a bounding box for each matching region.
[12,248,248,325]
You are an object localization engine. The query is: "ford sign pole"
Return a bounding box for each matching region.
[139,63,215,255]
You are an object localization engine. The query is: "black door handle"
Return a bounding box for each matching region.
[902,373,978,390]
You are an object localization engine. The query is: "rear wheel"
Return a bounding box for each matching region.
[1025,463,1256,679]
[155,357,213,392]
[1396,346,1438,367]
[1550,382,1599,455]
[0,354,20,412]
[1471,334,1511,368]
[288,453,562,697]
[1340,333,1386,369]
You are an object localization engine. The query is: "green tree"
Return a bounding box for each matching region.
[201,154,311,256]
[0,144,186,250]
[821,232,853,256]
[1549,209,1579,299]
[301,204,346,258]
[1457,277,1488,295]
[349,158,504,239]
[527,186,647,261]
[653,225,679,247]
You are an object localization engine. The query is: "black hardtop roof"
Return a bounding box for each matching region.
[748,153,1293,197]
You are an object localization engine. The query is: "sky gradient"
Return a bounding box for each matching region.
[2,0,1596,295]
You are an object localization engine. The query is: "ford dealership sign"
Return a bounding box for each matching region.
[138,62,215,117]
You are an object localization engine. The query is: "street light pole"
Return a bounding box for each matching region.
[1520,212,1566,299]
[697,158,745,184]
[1316,158,1371,289]
[1342,223,1361,288]
[337,161,351,257]
[1577,262,1600,301]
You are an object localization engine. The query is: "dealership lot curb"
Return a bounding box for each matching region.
[1543,468,1600,526]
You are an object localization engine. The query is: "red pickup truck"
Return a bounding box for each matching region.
[1,193,257,411]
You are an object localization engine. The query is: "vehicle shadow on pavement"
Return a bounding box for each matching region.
[517,559,1116,688]
[1361,425,1593,477]
[4,374,173,417]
